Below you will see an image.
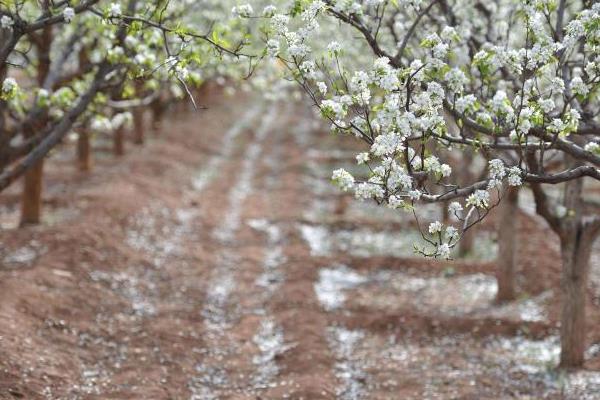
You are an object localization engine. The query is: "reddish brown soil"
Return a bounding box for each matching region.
[0,88,598,399]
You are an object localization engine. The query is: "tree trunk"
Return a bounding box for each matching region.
[132,108,144,145]
[559,176,592,368]
[0,59,7,136]
[114,127,125,156]
[20,26,52,227]
[77,130,92,171]
[458,228,474,257]
[496,187,519,303]
[559,228,594,368]
[151,99,165,134]
[20,160,44,226]
[458,150,475,257]
[174,100,187,116]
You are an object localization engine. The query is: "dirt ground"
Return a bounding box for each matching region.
[0,87,599,399]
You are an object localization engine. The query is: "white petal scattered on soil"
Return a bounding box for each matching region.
[299,224,497,261]
[248,217,288,389]
[191,108,279,398]
[314,265,368,310]
[89,270,156,317]
[192,105,262,192]
[252,318,285,388]
[3,245,38,265]
[2,240,45,267]
[300,224,331,256]
[564,371,600,399]
[327,327,368,400]
[126,204,197,268]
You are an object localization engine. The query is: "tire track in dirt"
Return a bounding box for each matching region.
[262,107,339,399]
[189,105,279,399]
[305,198,372,397]
[246,218,288,391]
[192,105,263,192]
[242,109,298,396]
[246,127,287,391]
[67,102,264,398]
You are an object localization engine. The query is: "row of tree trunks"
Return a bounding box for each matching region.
[19,102,160,227]
[75,110,153,170]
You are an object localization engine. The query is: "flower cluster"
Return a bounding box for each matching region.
[1,15,13,29]
[1,78,18,100]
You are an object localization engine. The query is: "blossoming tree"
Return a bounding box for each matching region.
[247,0,600,368]
[0,0,251,224]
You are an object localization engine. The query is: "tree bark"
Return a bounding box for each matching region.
[174,99,187,116]
[20,160,44,226]
[77,130,92,171]
[458,150,475,257]
[458,228,474,257]
[132,108,144,145]
[559,227,593,368]
[20,25,52,227]
[114,127,125,156]
[558,176,592,368]
[496,187,519,303]
[151,98,165,134]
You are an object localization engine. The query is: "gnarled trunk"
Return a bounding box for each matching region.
[77,130,92,171]
[496,187,519,303]
[20,160,44,226]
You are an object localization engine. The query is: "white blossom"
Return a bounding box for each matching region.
[266,39,280,57]
[354,182,384,200]
[571,76,589,96]
[2,77,17,94]
[332,168,355,191]
[448,201,463,214]
[1,15,13,29]
[108,3,121,17]
[232,4,253,18]
[437,243,451,259]
[455,95,477,113]
[466,190,490,209]
[445,226,459,241]
[584,142,600,154]
[408,189,421,201]
[327,41,341,53]
[429,221,443,234]
[63,7,75,23]
[262,5,277,17]
[507,167,522,186]
[356,152,369,164]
